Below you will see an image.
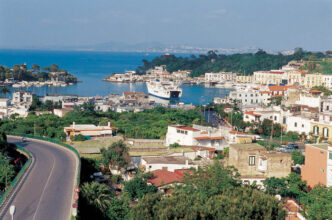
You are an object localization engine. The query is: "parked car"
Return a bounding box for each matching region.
[288,143,299,149]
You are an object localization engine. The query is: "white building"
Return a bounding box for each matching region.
[141,156,198,172]
[295,94,321,109]
[205,72,236,83]
[165,125,224,150]
[322,75,332,89]
[12,91,33,105]
[64,122,117,137]
[286,115,311,135]
[229,89,271,107]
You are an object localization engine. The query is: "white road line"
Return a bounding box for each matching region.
[32,154,56,220]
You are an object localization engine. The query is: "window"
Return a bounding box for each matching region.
[313,126,319,135]
[294,122,297,127]
[323,127,329,138]
[283,117,286,124]
[249,156,255,166]
[302,124,304,128]
[327,106,330,111]
[274,116,277,121]
[329,152,332,160]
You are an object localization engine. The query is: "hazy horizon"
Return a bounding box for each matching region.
[1,0,331,52]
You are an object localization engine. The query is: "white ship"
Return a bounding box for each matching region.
[146,80,182,99]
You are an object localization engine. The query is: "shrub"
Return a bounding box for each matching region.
[72,134,87,141]
[169,143,180,148]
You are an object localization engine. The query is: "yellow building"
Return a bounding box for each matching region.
[236,75,253,83]
[287,71,306,85]
[311,116,332,143]
[303,73,323,88]
[253,70,284,85]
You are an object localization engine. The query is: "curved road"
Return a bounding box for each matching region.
[0,136,78,220]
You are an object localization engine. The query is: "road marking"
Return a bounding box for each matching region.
[32,154,56,220]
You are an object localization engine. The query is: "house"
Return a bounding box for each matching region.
[226,143,292,186]
[310,113,332,143]
[268,85,297,97]
[11,91,33,105]
[286,115,311,135]
[243,111,261,123]
[165,125,225,150]
[147,169,185,188]
[301,143,332,187]
[140,156,198,172]
[53,108,73,117]
[64,122,117,137]
[229,88,270,107]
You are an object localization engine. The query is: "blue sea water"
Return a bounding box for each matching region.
[0,49,231,104]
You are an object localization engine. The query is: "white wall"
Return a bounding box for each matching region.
[286,116,311,135]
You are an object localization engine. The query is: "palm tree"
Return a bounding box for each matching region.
[81,182,114,213]
[0,87,10,98]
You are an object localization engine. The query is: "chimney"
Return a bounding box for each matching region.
[108,121,111,127]
[72,122,75,129]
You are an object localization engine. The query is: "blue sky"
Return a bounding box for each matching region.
[0,0,331,51]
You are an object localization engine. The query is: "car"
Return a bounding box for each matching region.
[22,137,27,142]
[288,143,299,149]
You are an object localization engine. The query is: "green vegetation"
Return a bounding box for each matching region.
[0,153,15,190]
[136,48,326,77]
[101,140,131,169]
[123,177,157,201]
[131,163,285,219]
[311,86,332,96]
[264,173,332,219]
[0,63,77,83]
[0,104,203,140]
[81,181,115,213]
[169,142,180,148]
[291,150,305,165]
[303,58,332,74]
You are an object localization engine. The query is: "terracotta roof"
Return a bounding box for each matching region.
[147,170,184,187]
[210,137,224,140]
[268,85,297,91]
[269,71,284,74]
[194,137,210,140]
[309,89,322,94]
[244,111,261,117]
[229,130,247,135]
[259,91,271,94]
[171,125,200,131]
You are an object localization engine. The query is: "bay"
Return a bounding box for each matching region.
[0,49,232,104]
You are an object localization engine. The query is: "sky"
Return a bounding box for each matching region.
[0,0,331,51]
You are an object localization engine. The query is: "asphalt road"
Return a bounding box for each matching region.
[1,136,78,220]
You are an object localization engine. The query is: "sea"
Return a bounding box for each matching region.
[0,49,232,105]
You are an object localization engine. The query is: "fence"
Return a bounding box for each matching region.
[0,145,31,205]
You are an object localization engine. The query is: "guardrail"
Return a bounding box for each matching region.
[0,145,31,206]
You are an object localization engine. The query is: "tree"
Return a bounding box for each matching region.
[0,129,8,153]
[291,150,304,165]
[264,177,288,197]
[0,153,15,190]
[106,197,130,220]
[101,140,131,169]
[31,64,40,72]
[80,182,114,213]
[123,177,157,201]
[169,142,180,148]
[300,185,332,220]
[0,87,10,98]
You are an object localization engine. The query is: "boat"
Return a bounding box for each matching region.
[146,80,182,99]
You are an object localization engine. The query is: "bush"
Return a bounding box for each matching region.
[169,143,180,148]
[291,150,305,165]
[72,134,87,141]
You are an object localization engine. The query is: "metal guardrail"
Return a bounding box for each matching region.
[0,145,31,206]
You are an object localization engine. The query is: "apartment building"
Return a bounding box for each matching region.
[253,70,285,85]
[311,113,332,143]
[303,73,323,88]
[165,125,224,150]
[205,72,236,83]
[302,143,332,187]
[229,89,271,106]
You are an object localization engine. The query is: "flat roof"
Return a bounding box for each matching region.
[307,143,328,151]
[230,143,265,151]
[142,156,193,165]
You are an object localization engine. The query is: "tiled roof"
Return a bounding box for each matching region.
[171,125,200,131]
[229,130,247,135]
[244,111,261,117]
[147,169,184,187]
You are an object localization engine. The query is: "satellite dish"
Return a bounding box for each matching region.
[10,205,16,215]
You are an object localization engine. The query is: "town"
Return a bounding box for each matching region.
[0,55,332,219]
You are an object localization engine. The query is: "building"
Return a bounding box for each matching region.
[310,113,332,143]
[228,89,270,107]
[11,91,33,105]
[301,143,332,187]
[165,125,225,150]
[268,85,297,97]
[253,70,285,85]
[64,122,117,137]
[140,156,198,172]
[322,75,332,89]
[147,169,185,188]
[236,75,253,83]
[53,108,73,117]
[303,73,323,88]
[40,94,78,103]
[226,143,292,185]
[122,92,149,105]
[286,115,311,135]
[205,72,236,83]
